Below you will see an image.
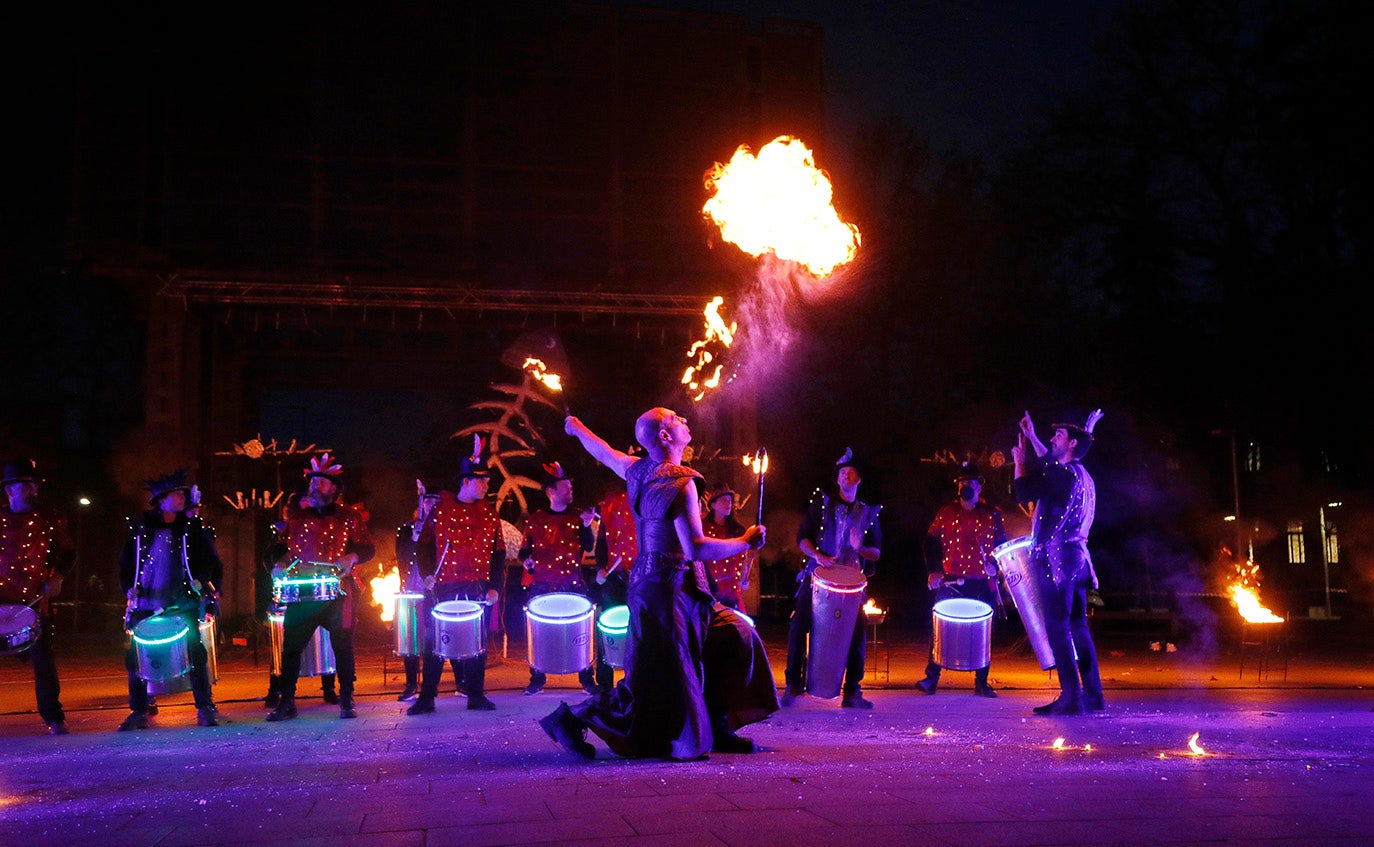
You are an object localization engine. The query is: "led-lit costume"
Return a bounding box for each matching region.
[266,455,374,720]
[118,470,223,729]
[402,451,503,713]
[700,484,754,611]
[1013,417,1103,714]
[519,462,595,694]
[917,462,1006,695]
[590,489,635,693]
[784,450,883,708]
[0,459,75,734]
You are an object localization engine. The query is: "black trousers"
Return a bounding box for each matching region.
[125,608,214,712]
[279,599,355,700]
[14,612,65,724]
[418,582,488,700]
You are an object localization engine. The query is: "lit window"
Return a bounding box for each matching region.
[1325,523,1339,565]
[1286,521,1305,565]
[1244,441,1261,473]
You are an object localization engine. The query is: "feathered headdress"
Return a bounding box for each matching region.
[1052,409,1104,459]
[540,461,569,489]
[455,435,490,481]
[304,452,344,480]
[833,446,867,477]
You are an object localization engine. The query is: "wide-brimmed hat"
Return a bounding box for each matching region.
[705,482,739,507]
[145,469,193,505]
[1,458,42,486]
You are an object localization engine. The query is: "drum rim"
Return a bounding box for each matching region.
[432,599,483,622]
[933,597,995,621]
[0,604,38,627]
[993,535,1033,555]
[132,619,193,645]
[812,564,867,591]
[596,604,630,632]
[526,592,594,620]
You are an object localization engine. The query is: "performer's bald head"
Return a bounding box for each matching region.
[634,407,675,452]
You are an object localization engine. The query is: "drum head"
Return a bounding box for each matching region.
[133,614,192,644]
[527,592,593,622]
[597,604,629,633]
[432,600,483,622]
[812,565,867,591]
[933,597,994,621]
[0,604,37,632]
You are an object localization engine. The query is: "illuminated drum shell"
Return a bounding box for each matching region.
[596,605,630,669]
[0,604,38,655]
[432,600,485,660]
[272,574,341,605]
[992,535,1072,670]
[301,625,336,677]
[932,597,994,671]
[807,565,868,699]
[268,609,286,676]
[526,592,595,675]
[132,614,193,684]
[393,592,426,657]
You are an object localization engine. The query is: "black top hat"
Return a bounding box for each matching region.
[1051,409,1103,460]
[145,469,193,506]
[1,458,41,486]
[833,447,867,478]
[705,482,739,507]
[953,461,982,482]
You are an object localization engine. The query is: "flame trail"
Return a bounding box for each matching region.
[681,296,737,402]
[522,358,564,393]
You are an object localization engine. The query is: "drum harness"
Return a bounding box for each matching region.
[126,519,207,629]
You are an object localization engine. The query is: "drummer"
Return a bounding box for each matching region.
[589,486,635,694]
[916,462,1007,698]
[117,470,224,730]
[0,458,76,735]
[403,437,501,715]
[517,462,596,695]
[266,453,374,722]
[781,448,882,709]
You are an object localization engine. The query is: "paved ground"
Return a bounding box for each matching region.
[3,621,1372,845]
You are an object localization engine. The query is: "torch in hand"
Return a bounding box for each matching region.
[745,448,769,527]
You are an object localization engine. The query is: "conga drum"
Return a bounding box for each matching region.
[993,535,1073,670]
[806,565,867,699]
[432,600,485,660]
[931,598,993,671]
[525,592,594,675]
[596,605,630,669]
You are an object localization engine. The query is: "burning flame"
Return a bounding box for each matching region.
[1052,737,1066,750]
[1228,557,1283,623]
[703,136,860,278]
[742,452,770,475]
[862,598,884,617]
[370,566,401,623]
[1187,732,1206,755]
[522,358,563,392]
[681,296,737,401]
[924,726,935,737]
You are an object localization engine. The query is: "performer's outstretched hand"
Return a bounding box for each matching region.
[745,524,767,550]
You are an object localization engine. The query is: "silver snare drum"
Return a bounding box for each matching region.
[432,600,485,660]
[526,592,595,675]
[0,604,39,655]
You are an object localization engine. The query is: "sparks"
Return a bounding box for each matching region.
[681,296,737,402]
[703,136,860,278]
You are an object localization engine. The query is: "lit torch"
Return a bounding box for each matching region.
[702,135,860,279]
[682,296,736,402]
[369,565,401,623]
[743,448,768,525]
[1228,557,1284,624]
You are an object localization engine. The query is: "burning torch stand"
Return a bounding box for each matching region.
[1238,621,1289,682]
[864,607,889,682]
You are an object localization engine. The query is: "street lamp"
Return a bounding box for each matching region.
[73,496,91,630]
[1319,502,1341,619]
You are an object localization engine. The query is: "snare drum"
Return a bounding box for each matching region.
[272,573,342,604]
[596,605,630,669]
[132,614,193,686]
[0,604,39,655]
[932,598,994,671]
[432,600,485,660]
[526,592,594,675]
[393,592,426,657]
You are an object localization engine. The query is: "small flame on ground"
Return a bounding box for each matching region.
[1083,744,1093,752]
[703,136,860,278]
[1052,737,1066,750]
[681,296,737,402]
[1187,732,1206,755]
[862,598,885,616]
[370,566,401,623]
[924,726,935,736]
[522,358,563,392]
